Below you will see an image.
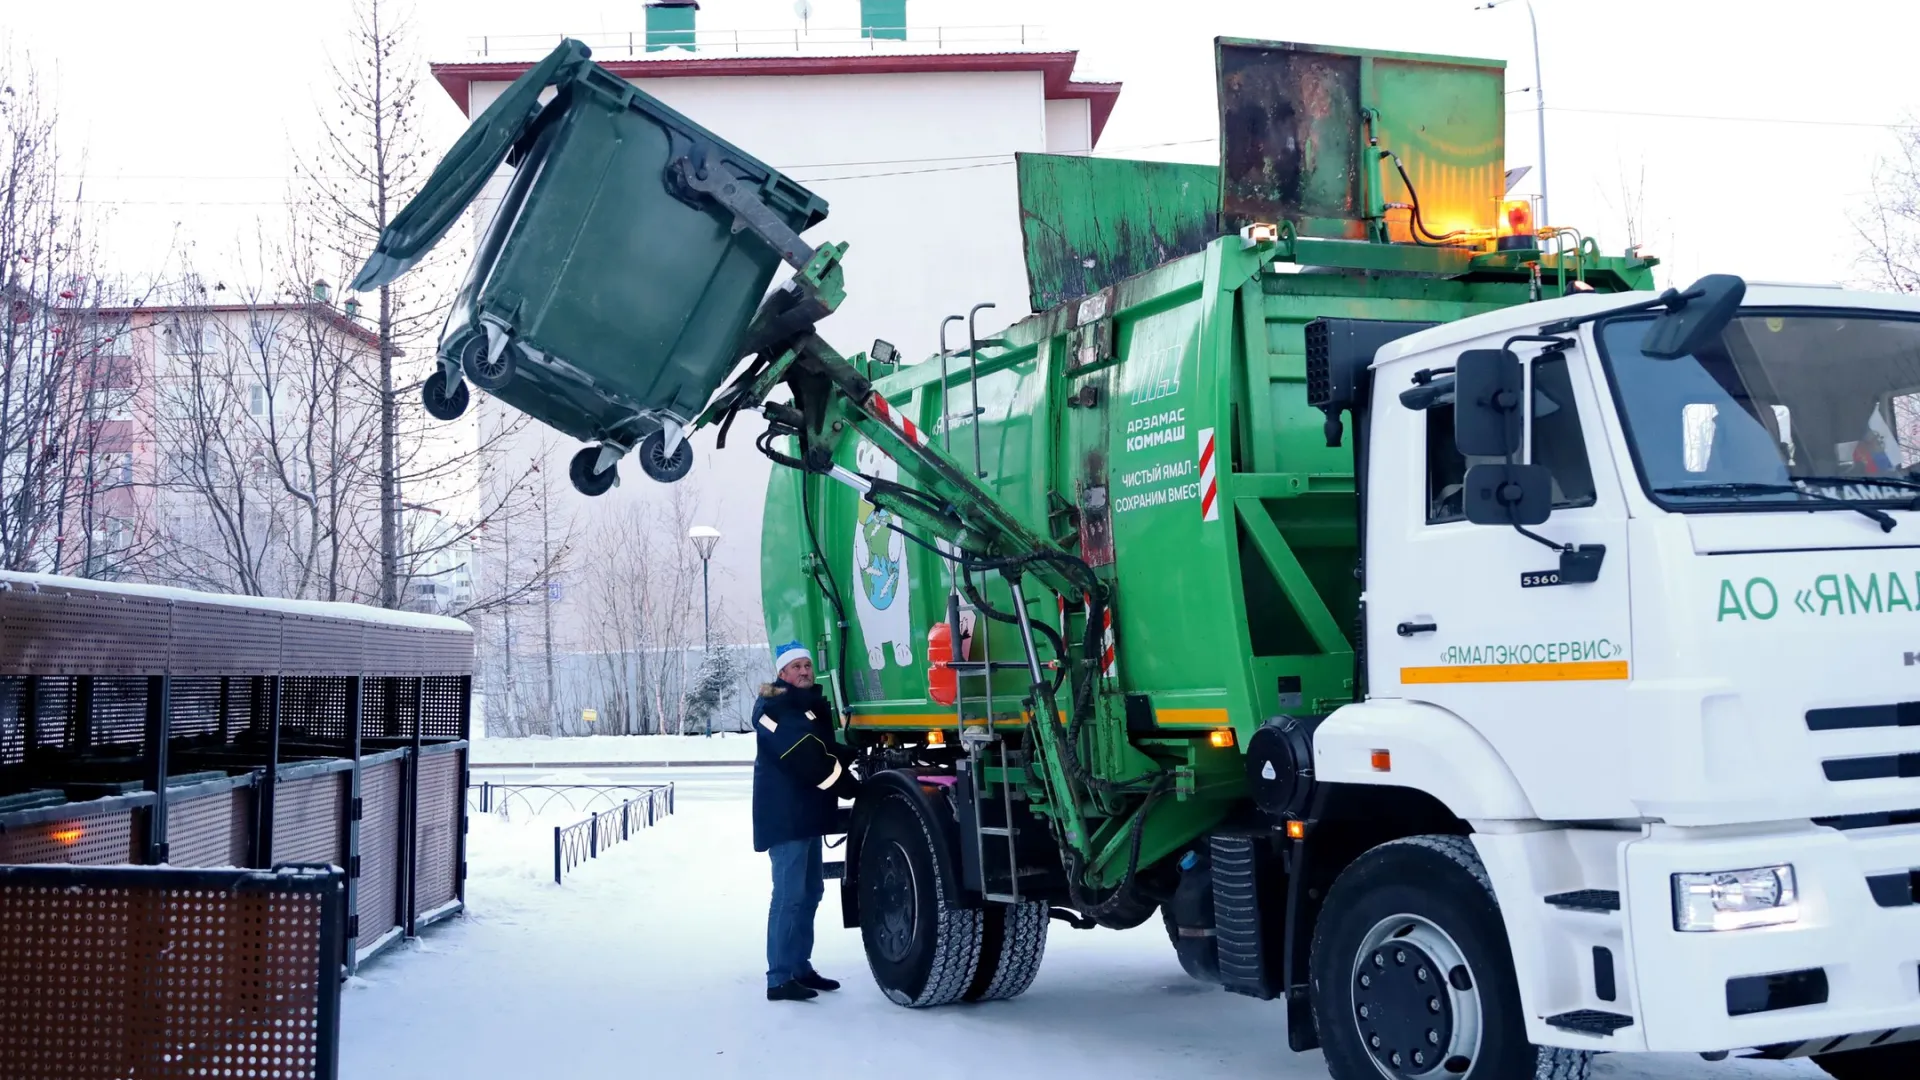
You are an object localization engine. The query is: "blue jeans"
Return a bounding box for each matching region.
[766,837,824,988]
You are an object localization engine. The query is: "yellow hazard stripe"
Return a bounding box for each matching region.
[1156,708,1230,728]
[1400,660,1629,684]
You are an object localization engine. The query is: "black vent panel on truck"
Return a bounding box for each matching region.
[1304,318,1438,410]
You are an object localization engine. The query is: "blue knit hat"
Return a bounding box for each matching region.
[773,640,812,675]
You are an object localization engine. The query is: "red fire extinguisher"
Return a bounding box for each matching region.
[927,623,956,706]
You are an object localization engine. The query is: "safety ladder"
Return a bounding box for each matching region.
[944,590,1032,904]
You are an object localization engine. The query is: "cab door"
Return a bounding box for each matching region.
[1362,342,1638,821]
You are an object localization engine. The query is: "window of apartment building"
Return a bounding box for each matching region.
[249,382,271,421]
[90,452,134,487]
[164,318,219,355]
[86,386,134,422]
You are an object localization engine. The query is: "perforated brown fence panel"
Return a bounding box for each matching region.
[91,675,149,749]
[272,774,347,868]
[0,581,173,674]
[0,677,22,767]
[355,760,402,944]
[413,749,462,916]
[420,677,467,739]
[0,864,343,1080]
[360,678,413,741]
[169,788,248,868]
[280,676,353,745]
[0,809,138,865]
[169,676,229,739]
[0,572,472,678]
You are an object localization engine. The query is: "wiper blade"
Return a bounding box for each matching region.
[1652,482,1898,533]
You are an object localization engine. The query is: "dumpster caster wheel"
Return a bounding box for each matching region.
[638,429,694,483]
[570,447,618,497]
[421,369,469,421]
[460,334,515,391]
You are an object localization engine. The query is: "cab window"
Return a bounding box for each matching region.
[1426,355,1598,524]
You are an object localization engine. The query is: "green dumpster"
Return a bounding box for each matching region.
[354,39,829,493]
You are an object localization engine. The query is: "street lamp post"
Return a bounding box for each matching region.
[688,525,722,735]
[1478,0,1548,226]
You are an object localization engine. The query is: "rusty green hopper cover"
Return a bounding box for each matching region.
[1015,153,1220,313]
[1216,38,1506,241]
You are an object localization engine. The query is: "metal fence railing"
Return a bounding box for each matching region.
[471,781,673,818]
[551,784,675,884]
[466,25,1047,60]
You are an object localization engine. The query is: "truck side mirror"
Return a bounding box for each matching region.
[1463,463,1552,526]
[1454,348,1523,457]
[1639,274,1745,360]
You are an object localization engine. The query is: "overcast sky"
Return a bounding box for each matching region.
[6,0,1918,294]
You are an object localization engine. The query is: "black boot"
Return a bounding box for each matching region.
[767,979,818,1002]
[797,972,840,992]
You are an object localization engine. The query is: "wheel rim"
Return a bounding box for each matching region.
[1351,914,1482,1079]
[470,345,509,382]
[870,840,919,964]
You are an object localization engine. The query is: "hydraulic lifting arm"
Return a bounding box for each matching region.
[680,155,1151,876]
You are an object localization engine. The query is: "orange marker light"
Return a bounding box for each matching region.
[1286,820,1307,840]
[1209,729,1235,749]
[926,729,946,747]
[50,826,83,845]
[1502,199,1534,236]
[1370,749,1393,773]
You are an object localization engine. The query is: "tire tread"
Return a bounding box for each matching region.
[968,901,1049,1002]
[877,795,982,1008]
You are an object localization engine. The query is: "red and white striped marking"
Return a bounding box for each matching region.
[1197,426,1220,522]
[868,391,929,448]
[1100,604,1116,678]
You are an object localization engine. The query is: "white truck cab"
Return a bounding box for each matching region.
[1317,282,1920,1068]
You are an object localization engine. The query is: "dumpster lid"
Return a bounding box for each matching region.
[352,39,592,292]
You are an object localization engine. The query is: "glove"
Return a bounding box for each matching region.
[829,771,862,801]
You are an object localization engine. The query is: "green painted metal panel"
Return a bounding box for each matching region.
[645,3,697,51]
[861,0,907,40]
[1015,153,1222,313]
[1216,37,1505,241]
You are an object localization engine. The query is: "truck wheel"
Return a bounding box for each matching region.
[637,428,694,483]
[964,901,1049,1002]
[1814,1042,1920,1079]
[857,792,982,1007]
[1310,835,1593,1080]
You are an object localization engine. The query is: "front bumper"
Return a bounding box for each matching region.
[1625,820,1920,1053]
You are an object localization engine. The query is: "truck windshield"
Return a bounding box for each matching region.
[1597,311,1920,511]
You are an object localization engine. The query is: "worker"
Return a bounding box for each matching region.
[753,641,861,1002]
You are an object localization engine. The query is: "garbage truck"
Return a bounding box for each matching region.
[364,35,1920,1080]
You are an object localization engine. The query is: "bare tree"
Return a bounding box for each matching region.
[140,234,385,600]
[1858,117,1920,293]
[300,0,451,609]
[0,51,153,578]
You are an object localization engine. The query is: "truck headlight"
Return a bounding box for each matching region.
[1671,865,1798,932]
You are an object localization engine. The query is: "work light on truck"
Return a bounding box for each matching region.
[1671,865,1799,932]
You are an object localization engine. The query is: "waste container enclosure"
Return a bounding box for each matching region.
[355,39,829,489]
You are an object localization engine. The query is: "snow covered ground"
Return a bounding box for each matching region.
[340,769,1820,1079]
[468,733,755,765]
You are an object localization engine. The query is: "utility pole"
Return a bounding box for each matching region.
[689,525,721,736]
[1478,0,1549,225]
[540,470,556,737]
